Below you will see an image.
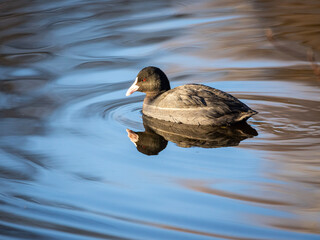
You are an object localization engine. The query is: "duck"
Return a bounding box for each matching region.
[126,66,257,126]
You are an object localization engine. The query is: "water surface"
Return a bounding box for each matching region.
[1,0,320,239]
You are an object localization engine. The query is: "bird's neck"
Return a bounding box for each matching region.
[144,91,165,104]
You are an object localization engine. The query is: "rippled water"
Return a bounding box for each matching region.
[1,0,320,239]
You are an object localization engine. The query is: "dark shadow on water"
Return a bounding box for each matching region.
[127,115,258,155]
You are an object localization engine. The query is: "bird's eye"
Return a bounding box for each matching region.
[143,78,147,82]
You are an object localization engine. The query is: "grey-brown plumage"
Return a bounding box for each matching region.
[126,66,258,126]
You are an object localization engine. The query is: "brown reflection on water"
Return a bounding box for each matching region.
[252,0,320,51]
[169,0,320,81]
[179,178,320,235]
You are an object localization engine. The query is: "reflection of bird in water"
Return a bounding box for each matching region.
[127,128,167,156]
[127,115,258,155]
[126,66,257,126]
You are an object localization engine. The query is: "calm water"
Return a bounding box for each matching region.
[1,0,320,239]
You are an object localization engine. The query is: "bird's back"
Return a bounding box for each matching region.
[143,84,257,125]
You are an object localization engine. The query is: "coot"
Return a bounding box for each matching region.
[126,66,257,126]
